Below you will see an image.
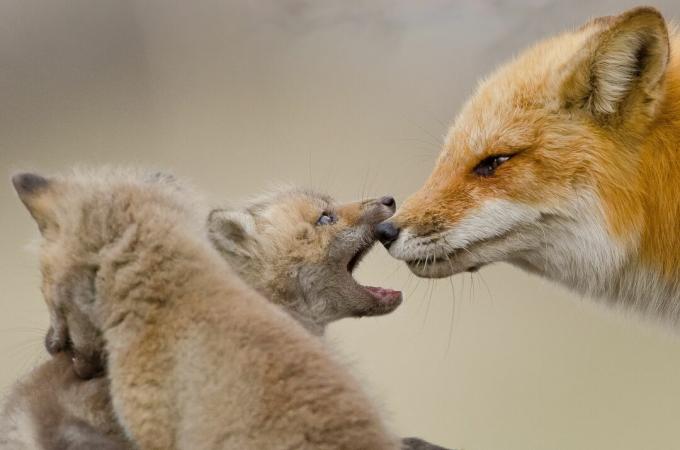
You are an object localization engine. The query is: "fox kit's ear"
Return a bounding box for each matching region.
[12,172,60,235]
[207,209,257,258]
[563,7,669,121]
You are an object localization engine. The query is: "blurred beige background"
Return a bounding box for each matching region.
[2,1,680,449]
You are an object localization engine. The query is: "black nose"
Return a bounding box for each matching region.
[376,221,400,247]
[378,196,396,209]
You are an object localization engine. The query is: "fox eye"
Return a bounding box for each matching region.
[316,212,337,226]
[473,155,512,177]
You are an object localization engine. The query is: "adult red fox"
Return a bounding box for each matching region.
[379,7,680,324]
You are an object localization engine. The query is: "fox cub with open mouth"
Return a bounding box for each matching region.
[208,188,402,336]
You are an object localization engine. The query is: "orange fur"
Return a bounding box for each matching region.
[388,7,680,318]
[638,38,680,278]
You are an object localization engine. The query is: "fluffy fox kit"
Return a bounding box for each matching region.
[208,189,403,335]
[7,169,399,450]
[383,7,680,324]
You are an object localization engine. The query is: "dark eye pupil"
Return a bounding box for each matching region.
[474,155,511,177]
[316,213,336,226]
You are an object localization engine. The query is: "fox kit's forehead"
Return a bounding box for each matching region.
[245,189,334,224]
[247,188,334,210]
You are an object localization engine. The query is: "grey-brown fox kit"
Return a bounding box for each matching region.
[0,353,132,449]
[4,169,400,450]
[207,187,403,335]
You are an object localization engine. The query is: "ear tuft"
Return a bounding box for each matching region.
[12,172,49,197]
[565,7,669,120]
[11,172,58,234]
[578,14,616,31]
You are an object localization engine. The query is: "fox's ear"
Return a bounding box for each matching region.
[563,7,669,121]
[12,172,60,235]
[207,208,258,258]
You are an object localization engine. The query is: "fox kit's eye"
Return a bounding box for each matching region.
[473,155,512,177]
[316,212,337,226]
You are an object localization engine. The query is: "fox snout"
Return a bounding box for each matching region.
[376,222,399,248]
[377,196,395,209]
[358,195,396,226]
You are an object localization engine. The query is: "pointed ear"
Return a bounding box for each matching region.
[563,7,669,121]
[207,208,257,258]
[12,172,59,234]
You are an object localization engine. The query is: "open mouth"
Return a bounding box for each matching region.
[347,240,374,272]
[346,239,402,313]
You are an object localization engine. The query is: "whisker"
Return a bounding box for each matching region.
[460,273,467,304]
[308,149,314,190]
[419,251,428,272]
[540,223,549,273]
[417,253,430,308]
[15,347,46,378]
[408,276,422,301]
[421,280,435,332]
[365,170,378,201]
[0,327,46,336]
[408,119,446,152]
[476,271,494,304]
[1,339,45,369]
[359,167,371,204]
[420,249,437,331]
[469,272,476,302]
[461,246,475,258]
[400,270,414,292]
[384,260,404,282]
[445,253,458,355]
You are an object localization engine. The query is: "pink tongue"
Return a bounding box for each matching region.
[365,286,401,300]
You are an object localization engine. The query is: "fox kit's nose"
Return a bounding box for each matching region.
[378,196,396,211]
[376,221,400,248]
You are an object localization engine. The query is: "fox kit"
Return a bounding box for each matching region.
[380,7,680,324]
[7,169,399,450]
[0,353,131,450]
[207,188,402,335]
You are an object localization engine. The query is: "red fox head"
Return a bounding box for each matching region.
[380,7,675,294]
